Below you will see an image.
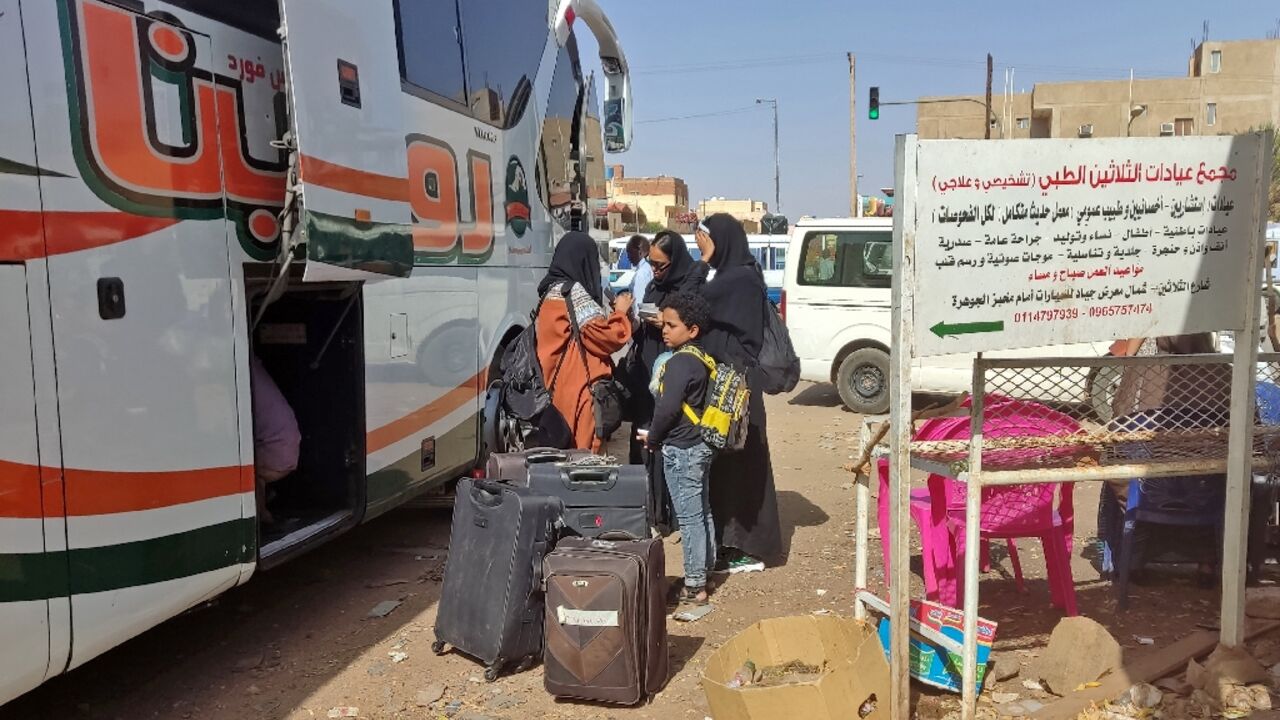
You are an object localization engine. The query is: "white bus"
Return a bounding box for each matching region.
[0,0,631,704]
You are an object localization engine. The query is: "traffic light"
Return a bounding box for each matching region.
[868,87,880,120]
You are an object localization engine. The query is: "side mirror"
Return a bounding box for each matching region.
[554,0,632,153]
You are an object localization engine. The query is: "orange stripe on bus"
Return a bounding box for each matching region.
[367,372,484,454]
[299,155,409,203]
[0,460,43,519]
[62,465,253,517]
[0,210,180,261]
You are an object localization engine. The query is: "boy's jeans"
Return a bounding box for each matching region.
[662,443,716,588]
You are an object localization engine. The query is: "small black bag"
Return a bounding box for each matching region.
[755,298,800,395]
[590,376,630,441]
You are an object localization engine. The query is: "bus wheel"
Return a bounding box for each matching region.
[836,348,890,415]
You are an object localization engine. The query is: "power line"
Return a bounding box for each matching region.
[635,106,763,124]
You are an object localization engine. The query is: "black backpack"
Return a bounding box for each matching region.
[755,299,800,395]
[499,290,575,449]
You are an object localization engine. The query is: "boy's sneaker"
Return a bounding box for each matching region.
[727,554,765,574]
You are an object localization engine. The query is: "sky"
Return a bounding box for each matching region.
[574,1,1279,220]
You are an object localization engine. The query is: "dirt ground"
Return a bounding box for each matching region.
[2,384,1245,720]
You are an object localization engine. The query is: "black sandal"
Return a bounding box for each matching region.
[679,585,709,605]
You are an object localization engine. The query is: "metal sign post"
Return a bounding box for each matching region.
[886,131,1274,720]
[887,134,918,719]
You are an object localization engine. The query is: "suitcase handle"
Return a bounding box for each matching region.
[595,530,642,542]
[526,449,568,463]
[562,468,617,489]
[469,479,506,507]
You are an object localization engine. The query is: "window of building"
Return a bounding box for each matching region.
[1207,102,1217,126]
[1016,117,1030,130]
[395,0,467,106]
[460,0,550,128]
[798,231,893,288]
[1210,50,1222,73]
[538,40,582,230]
[1174,118,1195,136]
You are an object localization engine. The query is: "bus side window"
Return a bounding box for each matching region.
[395,0,468,106]
[459,0,549,128]
[541,40,581,230]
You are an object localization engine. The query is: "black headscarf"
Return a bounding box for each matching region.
[704,213,759,272]
[701,214,766,370]
[538,231,603,301]
[645,231,704,306]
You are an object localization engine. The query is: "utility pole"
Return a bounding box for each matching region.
[984,53,993,139]
[849,52,858,216]
[756,98,780,214]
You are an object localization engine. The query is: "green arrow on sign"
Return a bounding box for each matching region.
[930,320,1005,338]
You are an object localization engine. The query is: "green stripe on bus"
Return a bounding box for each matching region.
[304,210,414,276]
[0,518,256,603]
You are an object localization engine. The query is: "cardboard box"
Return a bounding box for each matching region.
[874,597,998,694]
[701,616,888,720]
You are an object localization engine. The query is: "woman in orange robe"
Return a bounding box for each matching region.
[535,232,633,451]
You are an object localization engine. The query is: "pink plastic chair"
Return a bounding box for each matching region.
[876,397,1080,615]
[877,468,1012,600]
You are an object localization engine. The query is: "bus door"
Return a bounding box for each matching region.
[276,0,415,281]
[23,0,248,668]
[0,0,66,700]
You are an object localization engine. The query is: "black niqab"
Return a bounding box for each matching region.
[645,232,703,306]
[538,231,603,301]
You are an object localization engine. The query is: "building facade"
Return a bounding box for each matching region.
[606,164,690,230]
[917,39,1280,140]
[696,197,770,232]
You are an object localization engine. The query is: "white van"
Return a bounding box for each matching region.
[782,217,1110,413]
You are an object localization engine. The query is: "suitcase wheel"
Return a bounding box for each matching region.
[515,655,536,672]
[431,640,447,655]
[483,663,502,682]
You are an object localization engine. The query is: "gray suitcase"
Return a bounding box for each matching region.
[485,447,594,484]
[528,463,649,539]
[432,478,563,681]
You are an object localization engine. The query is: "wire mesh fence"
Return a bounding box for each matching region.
[907,353,1280,480]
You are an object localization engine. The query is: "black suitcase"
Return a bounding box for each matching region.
[528,462,649,539]
[432,478,563,680]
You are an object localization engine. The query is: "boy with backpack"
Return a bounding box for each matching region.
[643,291,748,606]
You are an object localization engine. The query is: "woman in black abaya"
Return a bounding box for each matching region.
[698,214,784,568]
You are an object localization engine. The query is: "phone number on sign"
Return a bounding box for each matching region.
[1012,308,1079,323]
[1012,304,1155,323]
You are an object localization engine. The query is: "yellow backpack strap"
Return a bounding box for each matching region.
[677,346,716,375]
[682,403,701,424]
[674,347,712,425]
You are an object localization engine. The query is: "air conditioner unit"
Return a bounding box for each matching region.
[1160,122,1175,136]
[1078,124,1094,138]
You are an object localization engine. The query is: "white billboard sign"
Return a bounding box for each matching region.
[910,135,1267,357]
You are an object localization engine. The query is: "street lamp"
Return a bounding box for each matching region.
[1127,104,1147,137]
[756,98,780,214]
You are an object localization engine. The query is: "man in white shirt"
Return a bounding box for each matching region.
[626,234,653,319]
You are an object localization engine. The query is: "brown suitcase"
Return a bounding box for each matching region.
[484,447,594,484]
[542,535,669,705]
